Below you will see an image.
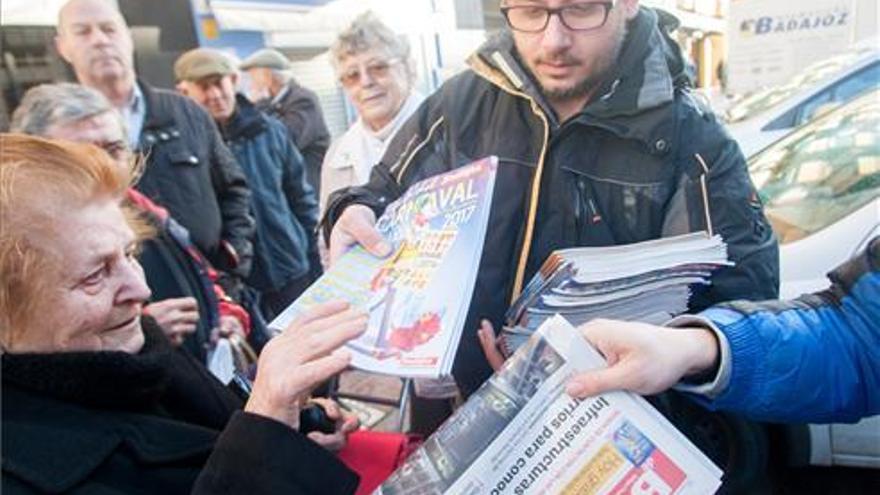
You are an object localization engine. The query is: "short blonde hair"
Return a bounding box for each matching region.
[0,134,131,346]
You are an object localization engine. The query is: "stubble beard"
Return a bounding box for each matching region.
[538,22,628,102]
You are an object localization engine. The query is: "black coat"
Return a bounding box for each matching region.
[135,80,255,279]
[325,8,779,395]
[1,321,358,494]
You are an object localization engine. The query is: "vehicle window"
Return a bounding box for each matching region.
[832,62,880,103]
[763,62,879,131]
[794,90,833,126]
[725,47,875,124]
[749,94,880,243]
[763,105,798,131]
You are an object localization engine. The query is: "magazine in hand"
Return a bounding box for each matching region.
[502,233,731,355]
[269,157,498,378]
[377,315,722,494]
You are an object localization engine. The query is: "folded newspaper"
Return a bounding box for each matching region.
[377,315,722,494]
[269,157,498,378]
[502,233,731,355]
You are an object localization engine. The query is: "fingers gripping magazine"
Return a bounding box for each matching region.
[377,315,722,495]
[269,157,498,378]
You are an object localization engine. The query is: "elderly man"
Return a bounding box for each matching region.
[241,48,331,194]
[175,48,322,320]
[55,0,255,285]
[10,82,251,363]
[0,133,361,494]
[325,0,780,397]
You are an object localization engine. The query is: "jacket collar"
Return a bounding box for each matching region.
[221,94,267,142]
[2,384,217,493]
[139,79,176,130]
[470,7,690,141]
[271,79,301,107]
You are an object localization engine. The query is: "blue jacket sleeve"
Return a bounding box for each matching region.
[698,238,879,423]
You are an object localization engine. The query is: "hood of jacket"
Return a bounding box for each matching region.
[469,7,691,125]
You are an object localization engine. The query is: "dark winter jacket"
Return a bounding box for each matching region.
[129,189,220,362]
[135,80,255,279]
[221,95,320,293]
[1,319,358,494]
[258,80,331,193]
[325,8,779,395]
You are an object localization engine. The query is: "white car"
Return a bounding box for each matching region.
[748,89,880,468]
[727,43,879,157]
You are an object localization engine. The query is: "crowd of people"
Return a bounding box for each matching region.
[1,0,877,493]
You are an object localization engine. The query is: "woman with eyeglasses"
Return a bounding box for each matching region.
[319,12,424,211]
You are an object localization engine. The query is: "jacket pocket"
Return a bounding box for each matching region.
[565,167,674,245]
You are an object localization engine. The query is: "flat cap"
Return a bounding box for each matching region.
[174,48,236,81]
[240,48,291,71]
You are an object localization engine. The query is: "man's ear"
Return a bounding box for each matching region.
[54,33,73,65]
[230,72,240,89]
[176,81,189,96]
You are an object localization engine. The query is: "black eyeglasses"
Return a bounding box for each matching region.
[501,2,615,33]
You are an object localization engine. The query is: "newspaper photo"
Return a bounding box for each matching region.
[377,315,722,494]
[269,157,498,378]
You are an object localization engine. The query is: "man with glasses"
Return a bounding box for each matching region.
[324,0,779,401]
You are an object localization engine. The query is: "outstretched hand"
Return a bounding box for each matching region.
[565,319,719,399]
[244,301,367,430]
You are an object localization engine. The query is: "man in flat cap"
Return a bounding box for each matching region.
[241,48,331,197]
[177,48,322,320]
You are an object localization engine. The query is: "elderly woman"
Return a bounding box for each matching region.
[10,83,251,365]
[0,134,362,494]
[320,12,424,210]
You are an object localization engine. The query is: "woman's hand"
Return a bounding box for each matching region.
[244,301,367,429]
[305,397,361,452]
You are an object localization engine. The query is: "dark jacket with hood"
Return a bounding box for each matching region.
[325,8,780,395]
[220,95,320,293]
[135,80,255,279]
[1,319,358,494]
[258,79,331,193]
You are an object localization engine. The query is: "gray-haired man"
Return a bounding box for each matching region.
[241,48,331,194]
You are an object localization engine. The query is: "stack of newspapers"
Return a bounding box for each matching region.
[377,315,722,494]
[501,233,731,356]
[269,157,498,378]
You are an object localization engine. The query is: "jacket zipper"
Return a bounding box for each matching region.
[471,53,551,303]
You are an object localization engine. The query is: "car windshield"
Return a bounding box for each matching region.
[749,90,880,244]
[726,46,875,124]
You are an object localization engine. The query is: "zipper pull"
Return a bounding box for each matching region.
[588,198,602,224]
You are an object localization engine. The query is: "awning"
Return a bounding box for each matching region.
[211,0,440,40]
[1,0,69,26]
